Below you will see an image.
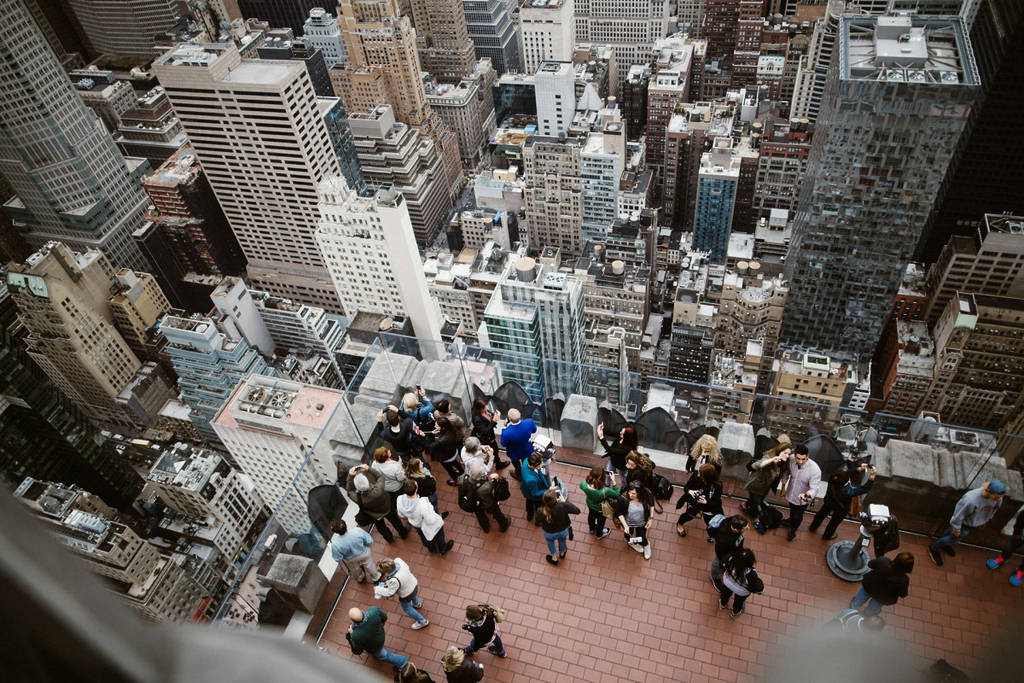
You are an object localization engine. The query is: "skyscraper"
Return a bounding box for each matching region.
[153,43,344,312]
[693,137,742,264]
[574,0,673,93]
[347,106,452,245]
[158,313,272,442]
[65,0,179,58]
[483,254,585,396]
[534,61,575,137]
[211,375,346,534]
[923,0,1024,263]
[237,0,333,35]
[142,145,247,278]
[410,0,477,82]
[782,14,981,357]
[0,0,152,272]
[6,243,143,430]
[303,7,348,68]
[335,0,463,195]
[519,0,575,75]
[464,0,521,74]
[523,135,583,252]
[316,175,444,341]
[0,282,144,509]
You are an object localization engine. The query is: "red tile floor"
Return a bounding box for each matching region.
[319,461,1024,682]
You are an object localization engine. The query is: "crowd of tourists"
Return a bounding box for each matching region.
[331,390,1018,679]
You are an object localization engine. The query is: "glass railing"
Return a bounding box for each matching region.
[210,333,1023,626]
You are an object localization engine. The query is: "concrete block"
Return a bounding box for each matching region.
[260,553,328,614]
[559,394,598,451]
[718,421,755,481]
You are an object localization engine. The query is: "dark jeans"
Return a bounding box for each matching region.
[511,459,523,478]
[810,498,848,537]
[465,633,505,655]
[525,497,542,522]
[719,586,748,614]
[416,526,449,553]
[677,506,711,527]
[746,492,765,519]
[931,525,977,552]
[788,503,808,532]
[587,508,607,534]
[475,504,509,532]
[624,525,648,548]
[440,458,464,482]
[1001,535,1024,571]
[371,508,407,542]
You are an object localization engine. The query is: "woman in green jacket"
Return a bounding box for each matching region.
[579,465,620,539]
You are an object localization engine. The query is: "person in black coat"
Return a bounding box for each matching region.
[378,408,420,464]
[809,464,876,540]
[471,398,511,470]
[711,515,747,591]
[850,552,913,616]
[430,417,465,485]
[674,463,723,537]
[442,646,484,683]
[597,423,638,477]
[461,604,507,657]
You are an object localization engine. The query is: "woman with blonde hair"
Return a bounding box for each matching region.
[688,434,723,474]
[442,646,484,683]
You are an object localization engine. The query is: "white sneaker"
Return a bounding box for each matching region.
[411,620,429,630]
[643,543,652,561]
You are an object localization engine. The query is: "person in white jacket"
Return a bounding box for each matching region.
[396,480,454,556]
[373,557,429,630]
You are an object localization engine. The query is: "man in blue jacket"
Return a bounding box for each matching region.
[500,408,536,480]
[519,452,552,524]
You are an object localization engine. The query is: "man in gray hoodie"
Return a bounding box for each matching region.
[928,479,1006,567]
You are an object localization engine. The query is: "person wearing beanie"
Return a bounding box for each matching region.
[347,464,409,543]
[986,506,1024,586]
[928,479,1006,567]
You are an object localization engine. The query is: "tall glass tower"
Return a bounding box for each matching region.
[0,0,152,271]
[781,14,981,357]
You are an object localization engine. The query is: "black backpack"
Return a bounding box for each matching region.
[457,475,480,512]
[760,505,784,530]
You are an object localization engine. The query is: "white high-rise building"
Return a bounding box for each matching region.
[303,7,347,68]
[0,0,151,271]
[316,176,443,341]
[152,43,343,313]
[211,375,346,534]
[519,0,575,75]
[574,0,674,94]
[535,61,575,137]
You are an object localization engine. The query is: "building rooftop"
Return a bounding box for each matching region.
[223,60,298,85]
[842,14,980,86]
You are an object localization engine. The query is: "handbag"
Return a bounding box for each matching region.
[600,499,616,520]
[492,477,511,502]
